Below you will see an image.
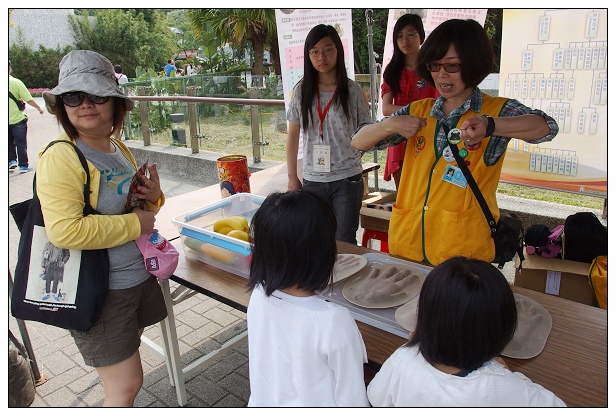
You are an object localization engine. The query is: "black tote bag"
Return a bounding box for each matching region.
[11,140,109,332]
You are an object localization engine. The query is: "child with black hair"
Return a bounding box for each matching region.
[367,256,565,407]
[246,190,369,407]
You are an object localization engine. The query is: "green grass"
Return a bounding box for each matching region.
[143,110,604,210]
[497,183,603,209]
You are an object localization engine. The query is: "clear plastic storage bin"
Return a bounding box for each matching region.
[171,193,265,278]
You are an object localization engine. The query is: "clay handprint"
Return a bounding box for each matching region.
[343,264,425,308]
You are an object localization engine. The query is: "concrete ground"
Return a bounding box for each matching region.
[6,98,605,407]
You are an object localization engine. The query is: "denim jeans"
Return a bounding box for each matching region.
[9,120,29,167]
[303,173,364,244]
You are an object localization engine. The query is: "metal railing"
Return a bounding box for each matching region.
[121,74,374,164]
[129,87,284,163]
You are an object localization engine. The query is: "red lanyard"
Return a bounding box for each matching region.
[316,88,336,140]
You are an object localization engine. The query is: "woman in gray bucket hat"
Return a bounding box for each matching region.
[38,50,168,406]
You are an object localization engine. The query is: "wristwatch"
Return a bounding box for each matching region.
[482,115,495,138]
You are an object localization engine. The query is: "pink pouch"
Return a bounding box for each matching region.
[135,231,179,280]
[525,225,563,258]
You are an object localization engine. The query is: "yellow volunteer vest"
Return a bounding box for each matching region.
[588,256,607,310]
[388,94,508,266]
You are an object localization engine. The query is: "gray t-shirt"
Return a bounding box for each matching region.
[287,79,371,182]
[76,140,151,290]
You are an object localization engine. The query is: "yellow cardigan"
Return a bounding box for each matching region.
[36,133,164,250]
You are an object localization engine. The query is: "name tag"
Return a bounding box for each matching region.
[442,164,467,189]
[313,144,331,173]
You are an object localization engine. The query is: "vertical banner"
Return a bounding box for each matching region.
[379,9,487,117]
[500,9,607,196]
[275,9,354,159]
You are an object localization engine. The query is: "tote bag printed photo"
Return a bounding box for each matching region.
[25,225,82,306]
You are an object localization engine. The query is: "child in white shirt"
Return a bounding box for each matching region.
[367,256,566,407]
[246,190,369,407]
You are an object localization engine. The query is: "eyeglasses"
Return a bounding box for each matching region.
[61,92,110,107]
[396,33,419,41]
[426,62,462,73]
[308,47,337,58]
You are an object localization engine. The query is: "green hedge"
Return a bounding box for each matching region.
[9,43,72,89]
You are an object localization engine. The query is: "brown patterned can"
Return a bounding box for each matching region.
[216,155,251,198]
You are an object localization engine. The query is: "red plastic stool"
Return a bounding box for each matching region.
[361,229,389,253]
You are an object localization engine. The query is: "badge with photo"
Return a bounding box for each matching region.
[442,164,467,188]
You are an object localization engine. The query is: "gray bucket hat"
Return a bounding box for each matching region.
[43,50,134,114]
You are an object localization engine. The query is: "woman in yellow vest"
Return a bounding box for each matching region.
[352,19,559,266]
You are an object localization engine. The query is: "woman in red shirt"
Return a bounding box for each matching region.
[381,14,438,189]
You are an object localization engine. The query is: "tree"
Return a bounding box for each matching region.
[352,9,388,74]
[164,10,200,58]
[485,9,503,73]
[187,9,277,85]
[69,9,176,78]
[266,30,281,75]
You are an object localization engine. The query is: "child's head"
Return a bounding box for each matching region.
[300,24,351,131]
[248,190,337,296]
[417,19,494,89]
[409,256,517,371]
[393,13,426,51]
[304,24,345,76]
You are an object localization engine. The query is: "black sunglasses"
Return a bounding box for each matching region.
[426,62,462,73]
[61,92,110,107]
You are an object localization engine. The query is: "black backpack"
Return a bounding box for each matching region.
[563,212,608,263]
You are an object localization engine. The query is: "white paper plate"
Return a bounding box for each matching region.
[332,254,368,283]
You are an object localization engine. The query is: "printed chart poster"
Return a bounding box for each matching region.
[500,9,607,197]
[275,9,354,160]
[378,9,487,118]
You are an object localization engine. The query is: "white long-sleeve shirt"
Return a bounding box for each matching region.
[247,285,369,407]
[368,345,566,407]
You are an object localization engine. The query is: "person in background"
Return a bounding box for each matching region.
[286,24,371,244]
[40,50,167,406]
[246,190,369,407]
[164,59,177,77]
[185,63,194,76]
[9,59,45,173]
[114,65,128,85]
[367,256,566,407]
[352,19,558,266]
[381,13,439,189]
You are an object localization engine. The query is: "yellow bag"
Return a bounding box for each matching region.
[588,256,607,310]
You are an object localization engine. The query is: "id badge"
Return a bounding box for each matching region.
[313,144,331,173]
[442,164,467,189]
